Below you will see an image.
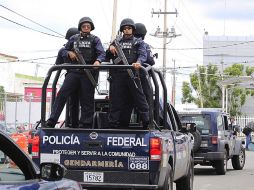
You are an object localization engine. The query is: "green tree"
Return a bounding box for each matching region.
[0,86,4,96]
[182,64,222,108]
[246,66,254,76]
[182,81,194,103]
[224,64,254,116]
[0,86,5,109]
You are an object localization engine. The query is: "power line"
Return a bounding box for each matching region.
[153,40,254,50]
[0,15,63,38]
[0,56,56,64]
[156,58,254,71]
[0,4,64,37]
[178,0,203,36]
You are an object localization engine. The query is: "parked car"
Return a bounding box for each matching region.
[0,123,5,131]
[178,108,245,175]
[0,130,82,190]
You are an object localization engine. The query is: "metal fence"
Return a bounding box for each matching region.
[0,94,53,130]
[235,116,254,137]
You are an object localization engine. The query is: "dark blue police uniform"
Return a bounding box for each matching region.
[107,36,149,128]
[47,33,105,128]
[54,47,80,128]
[118,41,155,127]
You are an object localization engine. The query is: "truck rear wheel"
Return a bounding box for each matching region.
[215,149,227,175]
[190,130,201,152]
[232,146,245,170]
[175,156,194,190]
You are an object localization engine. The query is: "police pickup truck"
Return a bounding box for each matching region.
[32,64,194,190]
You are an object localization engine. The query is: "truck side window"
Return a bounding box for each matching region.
[223,115,229,130]
[167,104,177,131]
[217,115,223,131]
[170,105,182,131]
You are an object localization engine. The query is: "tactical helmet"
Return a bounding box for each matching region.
[65,27,79,40]
[78,17,95,31]
[134,23,147,39]
[120,18,136,32]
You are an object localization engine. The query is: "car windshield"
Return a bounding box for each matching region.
[179,114,211,130]
[0,150,25,181]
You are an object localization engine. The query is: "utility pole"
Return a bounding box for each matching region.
[151,0,178,79]
[162,0,168,79]
[221,60,224,79]
[197,64,204,108]
[171,59,176,106]
[111,0,118,42]
[34,64,39,77]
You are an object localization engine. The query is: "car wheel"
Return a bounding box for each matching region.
[190,130,201,152]
[232,146,245,170]
[175,156,194,190]
[215,149,227,175]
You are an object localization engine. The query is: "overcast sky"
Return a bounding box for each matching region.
[1,0,254,102]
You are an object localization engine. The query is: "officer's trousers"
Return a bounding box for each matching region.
[49,71,96,127]
[118,71,152,127]
[109,71,149,128]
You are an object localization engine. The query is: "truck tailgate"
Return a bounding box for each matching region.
[38,128,153,184]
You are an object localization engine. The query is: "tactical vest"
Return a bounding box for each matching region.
[121,38,138,64]
[145,44,155,66]
[77,34,96,64]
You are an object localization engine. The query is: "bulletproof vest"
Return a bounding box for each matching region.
[121,38,138,64]
[146,44,155,66]
[77,34,96,64]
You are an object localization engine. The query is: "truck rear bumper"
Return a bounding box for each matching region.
[66,170,157,189]
[194,152,224,163]
[82,183,158,189]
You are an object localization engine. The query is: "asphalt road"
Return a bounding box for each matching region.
[193,150,254,190]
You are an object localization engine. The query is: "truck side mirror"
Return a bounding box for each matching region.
[40,162,67,181]
[181,122,196,133]
[186,123,196,132]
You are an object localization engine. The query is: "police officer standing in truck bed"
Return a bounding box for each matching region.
[46,17,105,128]
[119,22,155,128]
[54,27,80,128]
[106,18,149,129]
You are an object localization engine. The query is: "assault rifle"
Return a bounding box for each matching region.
[113,35,138,89]
[73,39,100,94]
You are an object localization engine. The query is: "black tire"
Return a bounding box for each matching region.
[158,165,173,190]
[176,156,194,190]
[190,130,201,152]
[232,146,245,170]
[214,149,227,175]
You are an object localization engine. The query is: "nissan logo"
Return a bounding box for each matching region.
[89,132,98,140]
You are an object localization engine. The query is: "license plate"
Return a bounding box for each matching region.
[84,172,104,183]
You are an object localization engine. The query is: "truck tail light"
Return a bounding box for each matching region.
[32,135,40,158]
[150,138,162,160]
[211,136,218,145]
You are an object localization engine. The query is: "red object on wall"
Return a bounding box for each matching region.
[24,87,55,102]
[0,113,5,121]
